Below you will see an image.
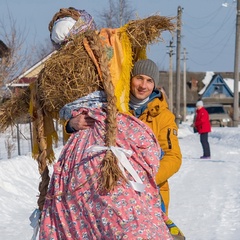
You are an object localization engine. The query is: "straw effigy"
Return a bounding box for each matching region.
[0,13,176,210]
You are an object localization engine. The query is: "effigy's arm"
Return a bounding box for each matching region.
[126,15,176,48]
[124,15,176,61]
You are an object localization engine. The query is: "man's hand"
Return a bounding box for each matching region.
[69,112,95,130]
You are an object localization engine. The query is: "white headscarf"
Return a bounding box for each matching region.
[51,17,76,44]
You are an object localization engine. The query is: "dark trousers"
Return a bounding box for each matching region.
[200,133,211,157]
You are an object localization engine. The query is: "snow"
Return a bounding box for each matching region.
[224,78,240,93]
[199,71,215,95]
[0,120,240,240]
[170,121,240,240]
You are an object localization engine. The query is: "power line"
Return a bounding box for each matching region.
[183,24,235,51]
[184,6,223,20]
[184,8,235,39]
[184,6,224,29]
[187,26,235,67]
[178,4,236,69]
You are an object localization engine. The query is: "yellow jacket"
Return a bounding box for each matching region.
[137,92,182,215]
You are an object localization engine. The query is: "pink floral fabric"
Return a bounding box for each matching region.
[39,108,172,240]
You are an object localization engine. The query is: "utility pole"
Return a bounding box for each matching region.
[16,123,21,155]
[175,6,183,126]
[182,48,188,122]
[233,0,240,127]
[167,39,175,112]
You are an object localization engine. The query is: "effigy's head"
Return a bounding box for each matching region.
[37,8,102,114]
[49,7,97,47]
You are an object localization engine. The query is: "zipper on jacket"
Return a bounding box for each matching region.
[167,128,172,149]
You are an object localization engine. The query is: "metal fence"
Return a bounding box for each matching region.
[0,121,64,160]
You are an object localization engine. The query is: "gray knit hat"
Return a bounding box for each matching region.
[132,59,159,86]
[196,100,203,107]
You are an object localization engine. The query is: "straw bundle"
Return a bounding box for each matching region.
[125,15,176,61]
[126,15,176,47]
[0,88,31,132]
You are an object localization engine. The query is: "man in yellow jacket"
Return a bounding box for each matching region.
[67,59,182,215]
[129,59,182,215]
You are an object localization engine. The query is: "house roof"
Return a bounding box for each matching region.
[201,73,234,99]
[6,50,57,87]
[0,40,10,58]
[199,72,240,96]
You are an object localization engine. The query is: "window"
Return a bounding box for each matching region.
[205,106,225,114]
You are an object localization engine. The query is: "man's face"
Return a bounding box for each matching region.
[130,74,154,100]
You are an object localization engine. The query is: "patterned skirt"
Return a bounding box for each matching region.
[39,109,172,240]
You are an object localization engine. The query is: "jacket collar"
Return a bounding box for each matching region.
[130,89,161,118]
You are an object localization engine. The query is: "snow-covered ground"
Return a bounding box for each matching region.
[0,119,240,240]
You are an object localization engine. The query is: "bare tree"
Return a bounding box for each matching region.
[33,38,55,63]
[0,40,11,102]
[98,0,135,28]
[0,11,34,89]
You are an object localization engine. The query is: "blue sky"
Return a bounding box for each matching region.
[0,0,237,72]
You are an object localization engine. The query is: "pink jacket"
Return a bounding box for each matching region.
[195,107,211,134]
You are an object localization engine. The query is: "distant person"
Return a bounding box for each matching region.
[193,100,211,159]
